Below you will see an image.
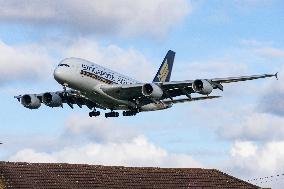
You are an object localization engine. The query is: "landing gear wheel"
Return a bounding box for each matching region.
[89,111,100,117]
[105,111,119,118]
[123,110,137,116]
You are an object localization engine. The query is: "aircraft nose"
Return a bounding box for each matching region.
[54,67,65,84]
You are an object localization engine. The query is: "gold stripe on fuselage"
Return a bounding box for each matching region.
[80,70,115,85]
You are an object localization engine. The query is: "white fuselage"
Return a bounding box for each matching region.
[53,58,170,111]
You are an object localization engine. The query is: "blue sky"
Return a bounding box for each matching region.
[0,0,284,188]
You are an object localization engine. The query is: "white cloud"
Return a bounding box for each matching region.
[218,111,284,141]
[63,115,138,143]
[10,149,57,163]
[256,65,284,117]
[258,84,284,117]
[0,37,158,85]
[0,41,54,85]
[239,39,284,59]
[9,114,201,168]
[226,141,284,189]
[230,141,257,158]
[255,47,284,58]
[0,0,191,37]
[62,38,155,81]
[10,135,201,168]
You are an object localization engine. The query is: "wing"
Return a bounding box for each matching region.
[59,90,106,109]
[101,73,277,104]
[15,90,106,110]
[100,84,154,105]
[161,72,277,93]
[211,73,278,83]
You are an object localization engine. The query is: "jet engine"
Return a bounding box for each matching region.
[142,84,163,99]
[42,92,62,107]
[21,94,41,109]
[192,79,213,95]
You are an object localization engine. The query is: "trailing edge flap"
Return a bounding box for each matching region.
[163,96,221,104]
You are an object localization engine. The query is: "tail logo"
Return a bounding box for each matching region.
[157,59,169,82]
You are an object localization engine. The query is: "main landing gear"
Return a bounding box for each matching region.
[89,109,139,118]
[122,110,137,117]
[89,109,100,117]
[105,111,119,118]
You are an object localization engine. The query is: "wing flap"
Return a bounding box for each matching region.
[62,91,105,109]
[101,84,143,100]
[163,96,221,104]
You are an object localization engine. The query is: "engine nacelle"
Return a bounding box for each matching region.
[142,83,163,99]
[42,92,62,107]
[192,79,213,95]
[21,94,41,109]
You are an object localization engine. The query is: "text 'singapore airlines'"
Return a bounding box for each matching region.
[15,50,278,118]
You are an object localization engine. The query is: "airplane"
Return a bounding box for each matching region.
[15,50,278,118]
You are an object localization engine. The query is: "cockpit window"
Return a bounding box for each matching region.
[58,63,70,67]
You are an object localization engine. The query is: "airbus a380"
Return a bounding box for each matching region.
[15,50,277,118]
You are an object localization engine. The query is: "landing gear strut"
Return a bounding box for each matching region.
[63,83,67,91]
[89,109,100,117]
[62,83,68,97]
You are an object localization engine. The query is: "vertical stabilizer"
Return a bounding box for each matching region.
[153,50,175,82]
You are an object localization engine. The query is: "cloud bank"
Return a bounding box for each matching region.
[257,67,284,117]
[0,0,191,37]
[218,112,284,141]
[0,41,54,85]
[227,140,284,188]
[62,38,154,81]
[9,115,201,168]
[0,38,155,85]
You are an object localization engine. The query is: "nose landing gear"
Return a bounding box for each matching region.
[62,83,69,97]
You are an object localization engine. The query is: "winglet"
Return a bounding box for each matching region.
[275,72,279,80]
[14,95,21,102]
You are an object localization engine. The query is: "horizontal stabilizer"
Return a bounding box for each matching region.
[163,96,221,104]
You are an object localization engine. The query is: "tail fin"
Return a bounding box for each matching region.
[153,50,175,82]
